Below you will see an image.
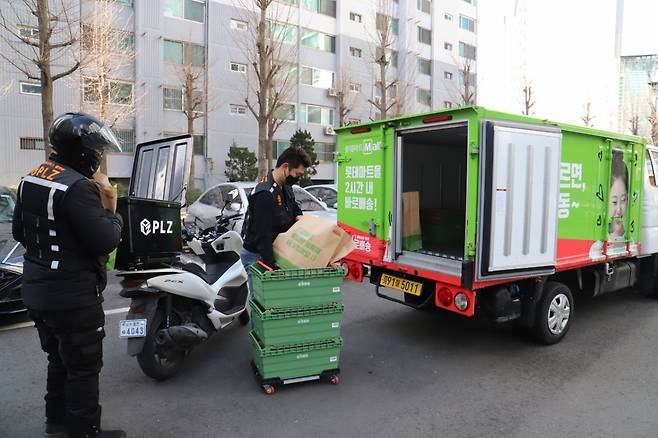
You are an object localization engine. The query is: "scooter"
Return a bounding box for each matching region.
[117,211,249,380]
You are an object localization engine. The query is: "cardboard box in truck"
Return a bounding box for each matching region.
[335,106,658,344]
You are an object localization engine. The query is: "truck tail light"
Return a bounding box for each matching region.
[351,127,371,134]
[437,287,453,307]
[454,292,469,311]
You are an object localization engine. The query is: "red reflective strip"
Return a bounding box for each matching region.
[422,115,453,124]
[351,127,372,134]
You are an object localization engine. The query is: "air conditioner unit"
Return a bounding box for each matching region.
[327,88,338,97]
[324,125,336,136]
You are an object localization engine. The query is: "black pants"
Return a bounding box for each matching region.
[29,304,105,436]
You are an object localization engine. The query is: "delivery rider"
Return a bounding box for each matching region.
[12,113,126,438]
[240,147,312,269]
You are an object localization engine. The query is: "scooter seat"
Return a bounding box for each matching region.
[177,262,225,285]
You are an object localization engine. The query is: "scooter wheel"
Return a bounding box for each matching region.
[330,375,340,385]
[263,384,275,395]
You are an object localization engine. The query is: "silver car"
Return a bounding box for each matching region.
[186,182,337,232]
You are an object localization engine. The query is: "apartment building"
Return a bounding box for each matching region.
[0,0,478,188]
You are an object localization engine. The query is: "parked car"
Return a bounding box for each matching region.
[305,184,338,210]
[186,182,336,232]
[0,187,25,315]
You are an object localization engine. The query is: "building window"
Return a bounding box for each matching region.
[300,104,334,125]
[230,18,248,31]
[271,22,297,44]
[275,140,291,157]
[17,25,39,41]
[274,103,296,121]
[444,13,453,21]
[349,46,362,58]
[416,88,431,106]
[20,82,41,95]
[376,48,398,68]
[463,0,476,4]
[417,0,431,14]
[459,41,477,60]
[376,14,398,35]
[301,28,335,53]
[114,128,135,153]
[418,26,431,45]
[418,58,431,75]
[163,86,183,110]
[349,12,362,23]
[314,142,336,162]
[444,42,453,50]
[301,0,336,17]
[459,15,476,32]
[349,83,362,92]
[230,104,247,115]
[444,71,453,80]
[81,25,134,53]
[164,39,205,66]
[444,101,453,108]
[83,78,133,105]
[230,62,247,73]
[110,0,133,6]
[274,63,298,83]
[164,0,205,23]
[301,66,335,88]
[374,82,397,101]
[20,137,45,151]
[193,135,204,155]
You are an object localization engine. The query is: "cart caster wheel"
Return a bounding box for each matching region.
[263,384,275,395]
[330,375,340,385]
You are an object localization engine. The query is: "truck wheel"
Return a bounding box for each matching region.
[533,282,574,345]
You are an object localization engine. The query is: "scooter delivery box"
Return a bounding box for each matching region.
[115,135,193,270]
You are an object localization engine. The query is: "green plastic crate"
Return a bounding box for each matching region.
[248,264,344,309]
[250,300,343,346]
[249,331,342,381]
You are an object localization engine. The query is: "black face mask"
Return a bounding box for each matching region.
[286,175,300,186]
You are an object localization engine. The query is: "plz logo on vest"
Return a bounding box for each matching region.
[140,218,174,236]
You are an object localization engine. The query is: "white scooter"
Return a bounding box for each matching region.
[117,212,249,380]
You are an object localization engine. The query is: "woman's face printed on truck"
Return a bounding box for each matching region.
[608,151,629,240]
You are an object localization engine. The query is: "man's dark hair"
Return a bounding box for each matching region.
[276,146,312,169]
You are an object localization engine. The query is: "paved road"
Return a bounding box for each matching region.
[2,275,658,438]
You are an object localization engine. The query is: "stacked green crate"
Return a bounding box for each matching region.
[248,264,344,383]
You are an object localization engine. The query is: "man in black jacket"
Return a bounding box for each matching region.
[12,113,126,438]
[240,147,312,269]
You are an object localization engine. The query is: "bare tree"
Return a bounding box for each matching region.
[333,71,356,127]
[455,56,476,106]
[233,0,297,177]
[581,101,595,127]
[79,0,138,172]
[0,80,12,98]
[391,55,418,117]
[0,0,81,158]
[648,93,658,145]
[367,0,398,120]
[629,113,640,136]
[521,80,535,116]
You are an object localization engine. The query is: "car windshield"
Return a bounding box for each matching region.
[307,187,337,208]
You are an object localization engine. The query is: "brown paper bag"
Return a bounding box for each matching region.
[273,215,356,269]
[402,191,422,251]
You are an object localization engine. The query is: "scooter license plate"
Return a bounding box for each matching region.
[119,319,147,338]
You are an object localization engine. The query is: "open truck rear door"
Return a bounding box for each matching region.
[476,121,562,281]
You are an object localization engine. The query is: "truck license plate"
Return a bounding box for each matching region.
[119,319,147,338]
[379,274,423,296]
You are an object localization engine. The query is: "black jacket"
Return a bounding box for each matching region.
[242,171,302,267]
[12,157,123,311]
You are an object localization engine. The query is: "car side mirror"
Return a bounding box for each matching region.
[332,202,338,209]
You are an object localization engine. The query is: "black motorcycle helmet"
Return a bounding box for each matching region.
[48,112,122,177]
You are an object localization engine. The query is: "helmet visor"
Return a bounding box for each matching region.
[97,124,123,153]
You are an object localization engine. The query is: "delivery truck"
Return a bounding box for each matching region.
[335,106,658,344]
